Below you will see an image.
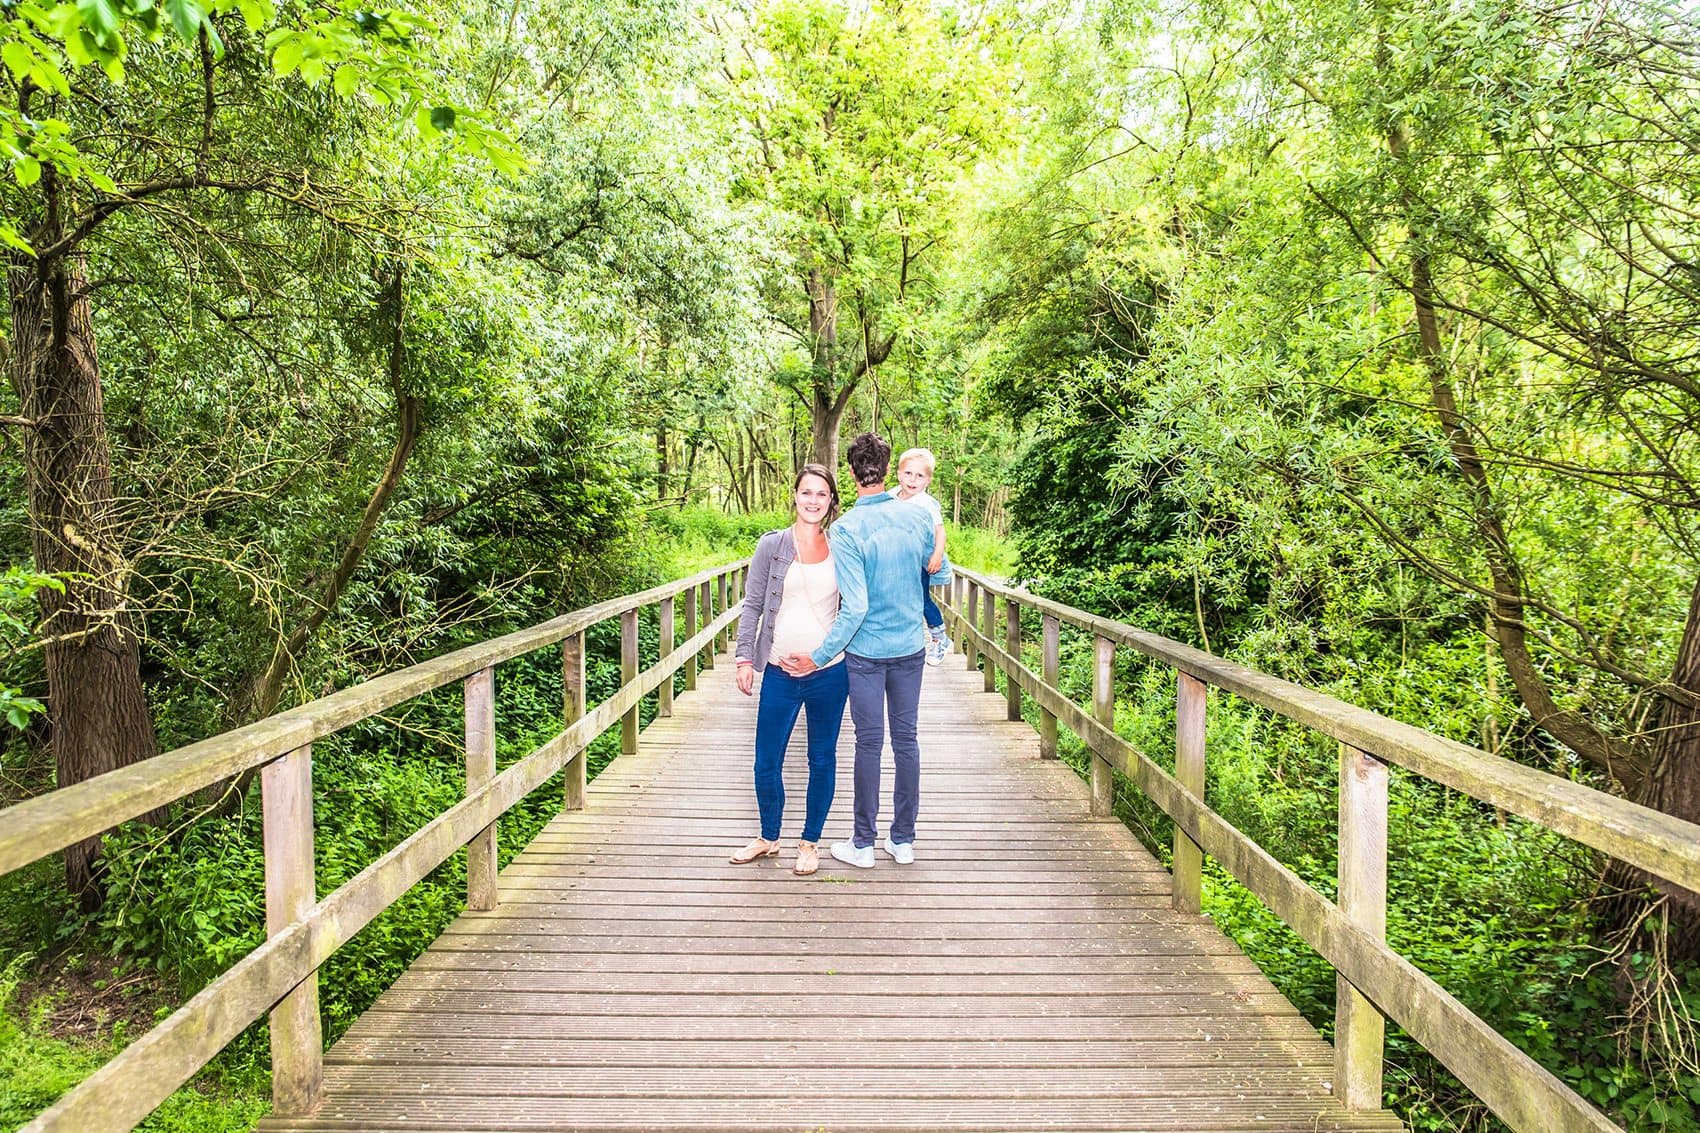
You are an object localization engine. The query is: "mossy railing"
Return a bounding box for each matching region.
[944,565,1700,1133]
[0,561,748,1133]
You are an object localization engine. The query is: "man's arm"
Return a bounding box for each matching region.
[808,525,867,666]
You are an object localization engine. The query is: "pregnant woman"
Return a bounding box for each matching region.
[729,464,847,876]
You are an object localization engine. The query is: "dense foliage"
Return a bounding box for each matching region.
[1,0,1695,1130]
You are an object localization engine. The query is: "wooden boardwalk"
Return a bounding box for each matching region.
[259,650,1403,1133]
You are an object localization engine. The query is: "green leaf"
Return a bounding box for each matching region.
[9,156,36,185]
[161,0,203,40]
[75,0,119,42]
[429,105,455,132]
[0,221,33,255]
[2,41,36,81]
[332,64,357,97]
[236,0,270,31]
[271,34,303,76]
[64,27,97,66]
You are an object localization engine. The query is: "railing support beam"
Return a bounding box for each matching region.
[683,586,699,691]
[981,584,997,693]
[464,668,498,911]
[1090,637,1115,816]
[1005,600,1023,720]
[658,596,675,718]
[262,744,322,1116]
[1174,672,1207,914]
[1040,614,1059,759]
[562,631,586,810]
[621,608,640,756]
[700,580,715,669]
[1336,742,1389,1111]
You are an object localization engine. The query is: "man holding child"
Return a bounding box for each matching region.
[778,432,947,868]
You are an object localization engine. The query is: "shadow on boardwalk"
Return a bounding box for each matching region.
[259,650,1403,1133]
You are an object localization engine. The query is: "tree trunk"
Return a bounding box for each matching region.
[807,266,845,469]
[251,265,421,719]
[1385,121,1698,959]
[655,426,670,500]
[1607,575,1700,961]
[9,246,164,910]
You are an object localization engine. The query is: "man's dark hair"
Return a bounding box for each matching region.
[846,432,891,488]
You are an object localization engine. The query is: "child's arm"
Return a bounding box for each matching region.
[928,522,945,573]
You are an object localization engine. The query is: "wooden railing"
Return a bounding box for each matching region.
[942,566,1700,1133]
[0,561,749,1133]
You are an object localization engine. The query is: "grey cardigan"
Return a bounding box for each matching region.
[735,527,837,672]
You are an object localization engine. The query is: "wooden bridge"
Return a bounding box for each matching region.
[4,561,1699,1132]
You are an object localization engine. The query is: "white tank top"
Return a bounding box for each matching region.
[769,553,842,668]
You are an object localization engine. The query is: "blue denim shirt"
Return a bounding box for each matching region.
[809,491,943,665]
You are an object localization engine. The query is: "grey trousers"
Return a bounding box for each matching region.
[846,649,927,848]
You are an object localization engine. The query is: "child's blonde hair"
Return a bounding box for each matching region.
[897,448,936,476]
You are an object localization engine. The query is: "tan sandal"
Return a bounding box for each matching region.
[793,841,819,876]
[730,836,779,864]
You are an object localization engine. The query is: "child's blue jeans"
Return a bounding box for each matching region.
[920,568,943,631]
[753,662,848,842]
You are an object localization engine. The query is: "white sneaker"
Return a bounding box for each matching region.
[925,633,950,666]
[831,841,875,868]
[883,838,915,865]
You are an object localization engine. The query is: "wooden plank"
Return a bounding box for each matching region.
[1174,671,1207,914]
[1005,598,1022,720]
[263,745,321,1116]
[658,595,675,717]
[249,659,1405,1133]
[1091,635,1114,816]
[1337,743,1389,1111]
[464,668,497,912]
[1041,613,1059,758]
[561,631,585,811]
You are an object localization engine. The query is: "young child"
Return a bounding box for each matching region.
[894,447,951,666]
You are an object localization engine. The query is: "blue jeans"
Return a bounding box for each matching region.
[753,663,849,842]
[846,649,926,848]
[920,568,942,630]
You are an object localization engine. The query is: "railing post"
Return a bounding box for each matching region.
[981,584,996,693]
[953,576,968,654]
[465,667,497,912]
[562,630,586,810]
[716,573,730,655]
[658,595,675,718]
[1090,637,1115,816]
[621,607,640,756]
[699,580,714,670]
[1040,614,1059,759]
[263,744,322,1115]
[1005,599,1022,721]
[964,581,980,671]
[1174,671,1207,914]
[1336,742,1388,1110]
[683,585,699,691]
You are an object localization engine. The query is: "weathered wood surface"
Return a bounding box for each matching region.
[950,568,1700,899]
[261,652,1400,1133]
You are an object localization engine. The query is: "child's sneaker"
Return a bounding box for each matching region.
[925,632,950,666]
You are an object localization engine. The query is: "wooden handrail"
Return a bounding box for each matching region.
[941,565,1686,1133]
[0,562,738,878]
[948,567,1700,896]
[10,562,747,1133]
